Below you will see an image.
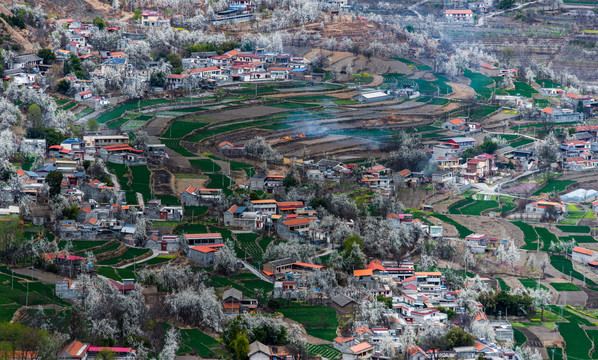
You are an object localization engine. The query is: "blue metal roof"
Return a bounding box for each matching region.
[62,138,83,144]
[233,206,247,214]
[102,58,127,66]
[36,165,57,172]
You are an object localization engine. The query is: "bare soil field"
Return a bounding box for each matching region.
[203,105,288,122]
[144,115,173,137]
[174,177,209,195]
[152,169,175,195]
[451,215,524,245]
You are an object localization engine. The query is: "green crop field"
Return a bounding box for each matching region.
[156,194,181,206]
[107,163,130,189]
[136,255,175,267]
[163,121,207,138]
[557,225,591,233]
[511,221,539,250]
[175,223,209,234]
[550,283,581,291]
[448,198,475,214]
[510,138,535,148]
[259,236,275,252]
[535,227,558,251]
[513,328,527,347]
[93,242,121,255]
[534,180,576,196]
[519,278,549,291]
[236,233,263,261]
[0,305,20,322]
[496,278,510,291]
[432,213,473,237]
[130,166,152,202]
[560,235,597,243]
[279,303,339,341]
[382,73,405,83]
[189,159,221,173]
[59,240,108,252]
[537,79,562,88]
[96,266,121,281]
[97,248,151,266]
[550,255,597,286]
[463,69,494,100]
[177,328,220,357]
[161,139,197,157]
[558,323,592,360]
[206,174,234,195]
[469,105,501,120]
[506,82,539,98]
[184,206,208,217]
[459,200,500,215]
[307,344,341,360]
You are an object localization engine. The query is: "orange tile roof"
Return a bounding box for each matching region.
[184,185,197,194]
[16,169,24,176]
[62,340,88,358]
[293,261,324,269]
[398,169,411,177]
[81,206,91,213]
[349,342,373,354]
[184,233,222,239]
[415,271,442,277]
[190,244,224,253]
[251,199,277,204]
[282,218,311,226]
[354,269,373,277]
[573,247,594,256]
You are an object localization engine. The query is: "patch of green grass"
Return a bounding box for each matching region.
[513,328,527,348]
[184,206,208,217]
[130,166,152,202]
[306,344,341,360]
[177,328,219,356]
[459,200,500,215]
[279,303,339,341]
[537,79,562,88]
[511,221,539,250]
[107,163,130,190]
[519,278,549,291]
[429,98,449,106]
[510,138,535,148]
[557,225,591,233]
[550,283,581,291]
[534,180,576,196]
[560,235,597,243]
[382,73,405,83]
[136,255,175,267]
[189,159,221,173]
[550,255,598,286]
[155,194,181,206]
[0,305,20,322]
[206,174,234,195]
[97,248,151,266]
[496,277,510,291]
[59,240,108,252]
[175,223,209,234]
[93,242,121,255]
[96,266,121,281]
[557,322,592,360]
[432,213,473,238]
[469,106,501,120]
[463,69,495,100]
[506,82,539,98]
[163,121,207,139]
[161,139,197,157]
[535,227,558,251]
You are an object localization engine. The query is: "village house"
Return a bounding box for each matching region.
[83,134,129,153]
[572,246,598,264]
[180,186,223,206]
[219,141,246,157]
[444,9,474,22]
[146,199,183,221]
[342,342,374,360]
[223,205,266,230]
[541,107,583,123]
[188,244,224,266]
[222,288,258,313]
[250,174,285,194]
[464,153,495,181]
[525,201,567,219]
[331,293,358,315]
[98,144,146,165]
[249,199,278,214]
[183,233,223,247]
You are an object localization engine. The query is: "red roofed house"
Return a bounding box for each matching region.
[188,244,224,267]
[278,216,314,241]
[405,345,426,360]
[464,153,495,181]
[333,336,357,351]
[219,141,246,157]
[572,246,598,264]
[183,233,223,246]
[75,90,92,101]
[442,117,468,132]
[166,73,189,90]
[98,144,146,165]
[180,185,223,206]
[444,9,474,22]
[58,340,89,360]
[86,346,136,360]
[343,342,374,360]
[189,66,222,79]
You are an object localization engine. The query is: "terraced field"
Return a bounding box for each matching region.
[306,344,341,360]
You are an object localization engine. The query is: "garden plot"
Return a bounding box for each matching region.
[534,180,576,196]
[550,255,597,286]
[163,121,207,139]
[279,303,339,341]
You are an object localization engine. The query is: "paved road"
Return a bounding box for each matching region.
[241,260,272,283]
[11,267,63,284]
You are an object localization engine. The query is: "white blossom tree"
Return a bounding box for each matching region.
[214,240,237,274]
[158,328,179,360]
